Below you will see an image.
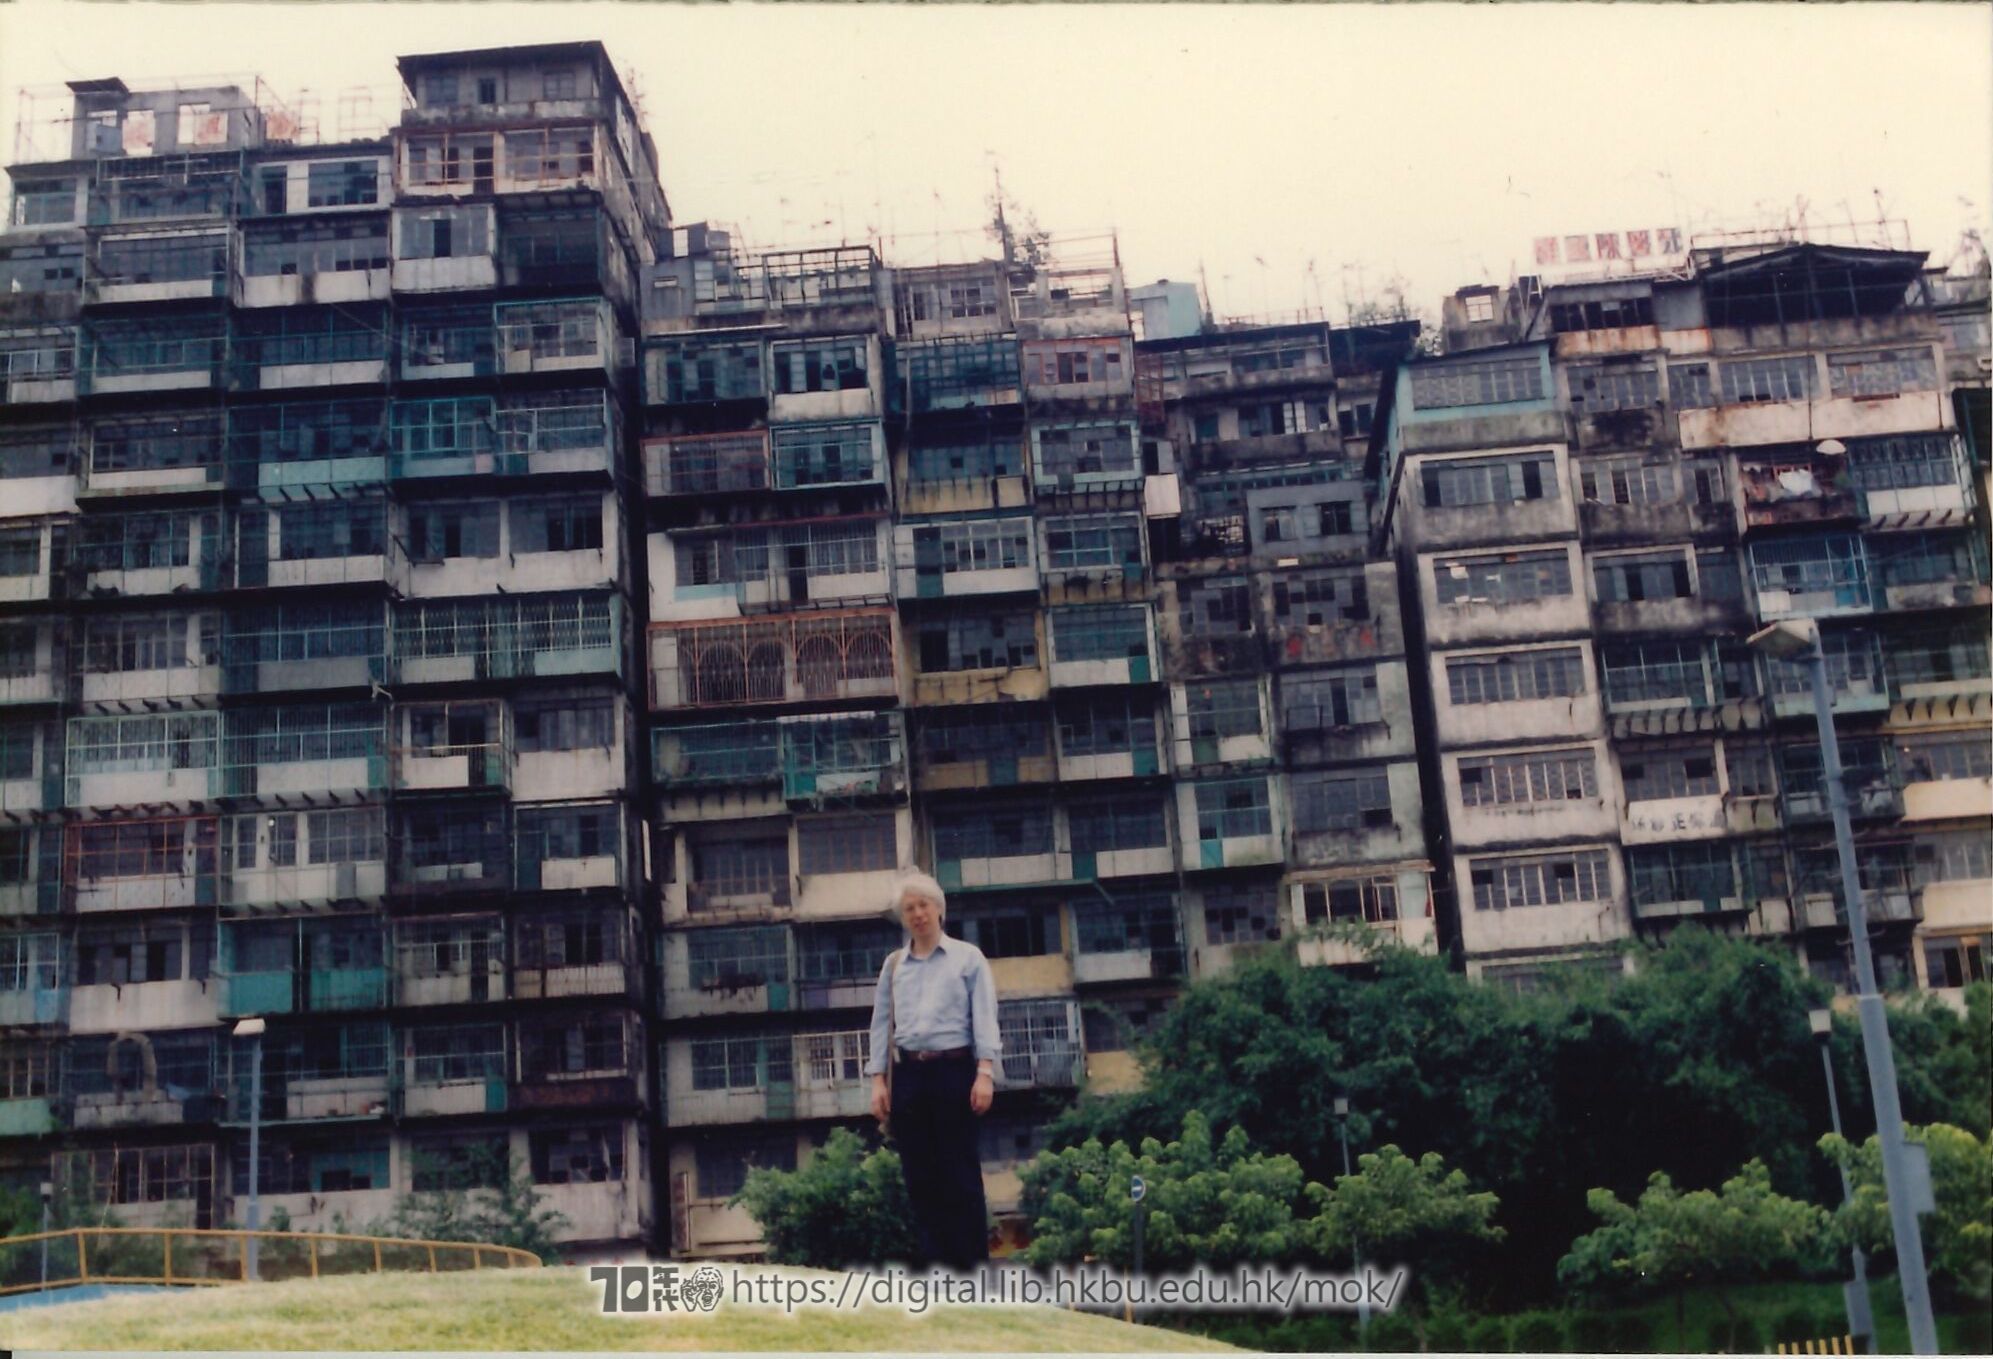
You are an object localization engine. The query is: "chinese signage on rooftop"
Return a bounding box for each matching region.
[1533,228,1685,268]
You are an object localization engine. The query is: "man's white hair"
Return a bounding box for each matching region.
[890,869,947,922]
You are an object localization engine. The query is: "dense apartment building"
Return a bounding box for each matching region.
[637,227,1430,1256]
[2,40,1986,1266]
[0,42,669,1253]
[1374,240,1993,997]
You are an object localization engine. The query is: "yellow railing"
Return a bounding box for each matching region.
[1777,1337,1859,1356]
[0,1226,540,1296]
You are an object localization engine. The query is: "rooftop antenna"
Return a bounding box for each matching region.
[1197,259,1215,328]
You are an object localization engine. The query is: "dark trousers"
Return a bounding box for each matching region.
[891,1053,988,1271]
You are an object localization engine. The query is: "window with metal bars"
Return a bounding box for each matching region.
[1458,748,1596,807]
[1067,797,1168,852]
[1049,605,1149,663]
[1291,769,1395,832]
[1410,354,1544,408]
[1420,453,1557,508]
[1447,648,1587,705]
[1592,549,1694,604]
[1469,849,1612,910]
[1185,679,1262,740]
[1202,883,1281,944]
[916,611,1038,672]
[1434,550,1572,606]
[1566,362,1659,412]
[1619,745,1719,801]
[932,807,1054,861]
[796,813,896,875]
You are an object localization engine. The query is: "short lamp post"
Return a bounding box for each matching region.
[1333,1096,1369,1332]
[1748,620,1937,1354]
[1811,1007,1875,1352]
[38,1179,51,1288]
[233,1016,266,1283]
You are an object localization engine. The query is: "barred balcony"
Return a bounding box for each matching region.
[87,229,231,306]
[82,416,226,497]
[394,804,512,900]
[396,311,497,382]
[515,803,629,894]
[511,1013,645,1112]
[391,593,625,686]
[1046,604,1157,689]
[660,925,793,1020]
[218,704,388,801]
[80,325,225,396]
[1748,536,1873,620]
[495,298,619,377]
[0,330,78,405]
[913,709,1057,792]
[902,335,1023,413]
[391,915,507,1008]
[1739,456,1860,530]
[995,999,1082,1090]
[392,701,512,795]
[63,816,219,914]
[1180,775,1285,870]
[65,711,222,809]
[222,1024,393,1125]
[642,430,769,499]
[231,314,389,392]
[221,604,389,696]
[664,1028,874,1128]
[217,918,390,1018]
[0,526,62,604]
[71,510,224,597]
[648,610,898,711]
[512,910,641,1003]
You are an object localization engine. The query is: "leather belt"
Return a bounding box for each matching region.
[898,1046,973,1063]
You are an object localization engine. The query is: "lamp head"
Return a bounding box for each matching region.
[232,1017,266,1039]
[1808,1007,1833,1040]
[39,1180,52,1202]
[1746,619,1821,661]
[1333,1096,1350,1119]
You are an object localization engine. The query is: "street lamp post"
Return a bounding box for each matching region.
[38,1179,51,1288]
[1333,1096,1369,1333]
[1811,1008,1875,1353]
[233,1016,266,1283]
[1748,620,1938,1354]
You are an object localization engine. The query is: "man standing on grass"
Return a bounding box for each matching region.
[866,869,1000,1271]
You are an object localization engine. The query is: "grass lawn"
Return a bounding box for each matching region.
[0,1266,1244,1352]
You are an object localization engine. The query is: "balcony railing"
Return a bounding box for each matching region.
[643,430,770,498]
[649,610,898,711]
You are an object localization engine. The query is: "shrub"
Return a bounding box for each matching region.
[1606,1313,1653,1353]
[1421,1306,1469,1351]
[1361,1309,1418,1352]
[1770,1304,1818,1345]
[1564,1309,1617,1351]
[1510,1311,1566,1352]
[1464,1314,1509,1351]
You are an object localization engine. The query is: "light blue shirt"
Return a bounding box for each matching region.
[864,933,1001,1076]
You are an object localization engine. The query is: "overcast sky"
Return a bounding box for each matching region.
[2,1,1988,322]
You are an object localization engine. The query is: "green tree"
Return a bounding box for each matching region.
[387,1144,568,1261]
[1304,1145,1504,1297]
[1040,927,1979,1303]
[1557,1160,1829,1348]
[1020,1110,1313,1270]
[1820,1122,1993,1302]
[733,1127,915,1268]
